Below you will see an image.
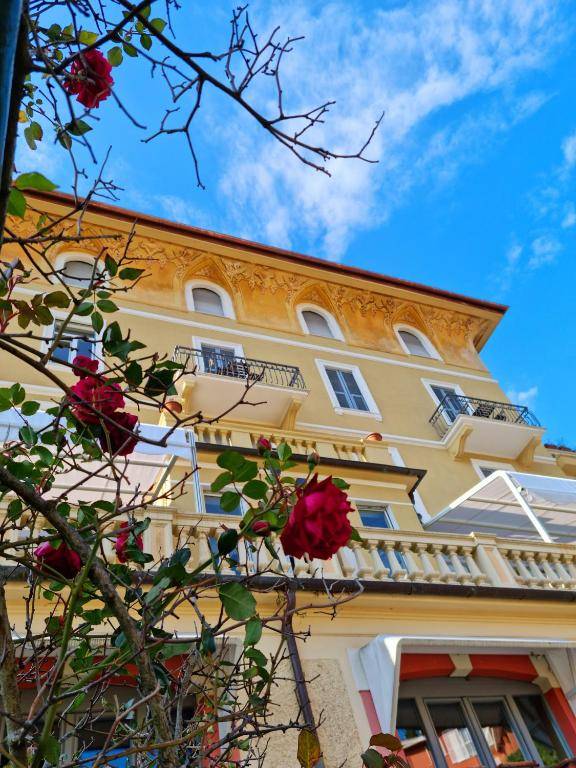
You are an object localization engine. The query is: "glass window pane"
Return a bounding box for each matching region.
[400,330,430,357]
[514,695,566,767]
[326,369,351,408]
[341,371,369,411]
[397,699,435,768]
[62,259,95,286]
[192,288,224,316]
[203,493,241,516]
[302,310,334,338]
[358,506,392,529]
[427,701,483,768]
[473,699,527,765]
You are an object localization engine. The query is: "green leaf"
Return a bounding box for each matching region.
[361,749,385,768]
[91,311,103,334]
[297,729,322,768]
[107,46,123,66]
[217,450,245,472]
[234,461,259,483]
[277,442,292,462]
[42,733,61,766]
[140,33,152,50]
[118,267,145,280]
[66,119,92,136]
[218,529,238,556]
[150,18,167,33]
[244,617,262,646]
[69,691,87,712]
[210,471,234,493]
[369,734,402,752]
[11,384,25,405]
[75,302,93,316]
[144,576,171,605]
[218,582,256,620]
[96,299,118,313]
[24,121,42,150]
[122,41,138,57]
[331,477,350,490]
[125,361,143,386]
[105,253,117,276]
[44,290,70,308]
[7,188,26,217]
[220,491,241,513]
[7,499,23,521]
[245,647,267,667]
[21,401,39,416]
[348,526,363,543]
[242,480,268,500]
[78,29,98,45]
[15,172,58,192]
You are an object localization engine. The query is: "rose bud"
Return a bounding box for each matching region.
[115,521,144,563]
[280,475,353,561]
[257,437,272,454]
[252,520,271,536]
[307,450,320,466]
[35,541,82,580]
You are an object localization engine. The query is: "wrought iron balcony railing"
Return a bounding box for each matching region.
[429,394,541,438]
[173,346,307,390]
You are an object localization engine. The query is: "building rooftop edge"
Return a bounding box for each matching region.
[25,190,508,317]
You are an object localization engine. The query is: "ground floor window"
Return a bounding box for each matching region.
[397,680,568,768]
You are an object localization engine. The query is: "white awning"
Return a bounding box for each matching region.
[425,470,576,543]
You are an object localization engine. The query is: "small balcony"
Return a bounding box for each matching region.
[429,394,544,460]
[173,346,309,427]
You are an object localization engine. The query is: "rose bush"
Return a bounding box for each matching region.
[114,521,144,563]
[35,541,82,579]
[280,474,353,560]
[63,49,114,108]
[70,377,125,423]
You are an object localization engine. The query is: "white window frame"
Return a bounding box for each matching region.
[316,359,381,420]
[43,315,102,371]
[422,378,466,408]
[395,324,441,360]
[185,280,235,319]
[353,499,398,529]
[470,458,514,480]
[192,336,244,374]
[54,252,104,288]
[297,304,344,341]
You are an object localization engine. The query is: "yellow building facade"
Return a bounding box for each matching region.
[5,191,576,768]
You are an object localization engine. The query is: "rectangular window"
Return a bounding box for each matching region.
[472,699,527,766]
[431,386,464,424]
[396,699,435,768]
[357,505,393,529]
[51,321,96,365]
[200,344,247,378]
[326,368,369,411]
[203,492,241,516]
[513,695,566,766]
[427,700,483,768]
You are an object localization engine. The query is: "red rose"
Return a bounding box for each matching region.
[71,354,99,378]
[280,475,352,560]
[35,540,82,579]
[70,377,125,423]
[114,521,144,563]
[63,49,114,109]
[257,437,272,454]
[100,411,139,456]
[252,520,271,535]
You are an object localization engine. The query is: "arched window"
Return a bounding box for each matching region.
[396,326,439,359]
[192,287,225,316]
[297,305,343,340]
[302,310,334,338]
[61,259,96,287]
[187,282,235,318]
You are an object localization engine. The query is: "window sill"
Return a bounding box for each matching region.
[334,407,382,421]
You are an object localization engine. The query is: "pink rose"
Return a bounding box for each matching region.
[257,437,272,454]
[35,541,82,579]
[70,377,125,424]
[114,521,144,563]
[252,520,271,535]
[71,354,99,378]
[280,475,352,560]
[63,49,114,109]
[99,411,139,456]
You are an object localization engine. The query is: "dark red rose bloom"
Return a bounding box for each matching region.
[70,377,125,423]
[35,541,82,579]
[63,49,114,109]
[252,520,271,535]
[280,475,353,560]
[115,521,144,563]
[99,411,139,456]
[257,437,272,454]
[71,354,99,378]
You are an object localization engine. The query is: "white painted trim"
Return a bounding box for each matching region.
[298,420,446,447]
[110,304,496,383]
[296,304,345,341]
[42,314,103,372]
[315,359,382,421]
[471,458,514,480]
[421,377,466,408]
[53,251,104,287]
[352,497,399,529]
[185,280,236,319]
[395,324,441,361]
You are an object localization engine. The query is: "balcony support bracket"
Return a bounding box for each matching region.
[281,397,304,431]
[517,436,541,468]
[448,426,473,460]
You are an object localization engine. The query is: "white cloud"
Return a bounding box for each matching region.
[562,204,576,228]
[527,234,562,269]
[214,0,562,258]
[507,385,538,408]
[562,131,576,167]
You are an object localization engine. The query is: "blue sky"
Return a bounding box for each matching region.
[18,0,576,443]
